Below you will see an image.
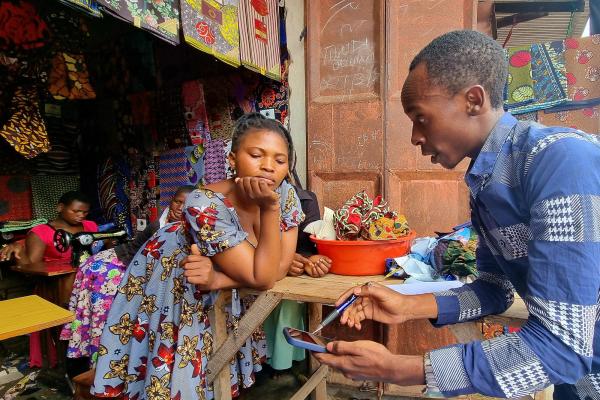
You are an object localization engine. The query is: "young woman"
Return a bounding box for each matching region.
[60,186,194,372]
[0,191,97,368]
[92,113,304,399]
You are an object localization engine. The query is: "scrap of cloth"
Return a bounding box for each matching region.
[31,174,79,220]
[96,0,180,44]
[181,80,210,145]
[238,0,281,80]
[0,175,32,221]
[538,106,600,135]
[203,138,227,184]
[0,85,50,159]
[156,86,190,149]
[562,35,600,107]
[0,0,49,52]
[334,190,410,241]
[509,41,568,115]
[505,45,535,108]
[58,0,102,18]
[203,82,235,140]
[48,52,96,100]
[159,146,204,210]
[181,0,241,67]
[127,151,159,227]
[97,158,132,237]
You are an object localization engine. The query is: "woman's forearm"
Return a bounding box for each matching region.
[252,207,281,288]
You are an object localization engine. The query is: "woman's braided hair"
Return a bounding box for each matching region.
[231,112,296,175]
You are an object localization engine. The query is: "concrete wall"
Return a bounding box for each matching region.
[285,0,307,187]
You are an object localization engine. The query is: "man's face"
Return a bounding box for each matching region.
[401,63,480,169]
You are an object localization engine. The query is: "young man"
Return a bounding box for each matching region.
[314,30,600,399]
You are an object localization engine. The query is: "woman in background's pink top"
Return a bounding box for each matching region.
[29,220,98,263]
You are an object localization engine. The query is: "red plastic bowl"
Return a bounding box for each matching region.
[310,231,416,276]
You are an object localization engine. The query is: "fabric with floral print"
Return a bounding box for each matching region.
[59,248,126,366]
[181,0,241,67]
[97,0,180,45]
[563,35,600,106]
[92,180,304,399]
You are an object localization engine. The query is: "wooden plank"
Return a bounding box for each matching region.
[289,365,328,400]
[308,303,327,400]
[0,295,74,340]
[206,291,283,385]
[11,261,76,277]
[208,291,231,400]
[449,321,483,343]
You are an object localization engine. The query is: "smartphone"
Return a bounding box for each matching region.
[283,327,332,353]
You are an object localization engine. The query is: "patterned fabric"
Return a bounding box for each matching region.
[34,117,80,175]
[0,0,49,52]
[156,86,189,149]
[538,106,600,135]
[31,175,79,220]
[92,181,303,399]
[159,146,204,210]
[509,41,568,115]
[238,0,281,80]
[333,191,409,240]
[0,175,31,221]
[505,45,535,108]
[255,76,289,126]
[128,152,159,227]
[98,158,132,237]
[58,0,102,18]
[181,80,210,145]
[0,86,49,159]
[181,0,241,67]
[427,113,600,399]
[48,52,96,100]
[564,36,600,105]
[97,0,180,44]
[59,248,126,365]
[203,83,235,141]
[203,139,227,184]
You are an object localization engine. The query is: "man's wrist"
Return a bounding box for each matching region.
[402,293,439,322]
[386,354,425,385]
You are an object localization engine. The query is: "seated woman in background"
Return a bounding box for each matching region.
[92,113,304,399]
[0,190,97,368]
[60,186,194,375]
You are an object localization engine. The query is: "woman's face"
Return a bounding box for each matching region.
[58,200,90,225]
[230,129,289,189]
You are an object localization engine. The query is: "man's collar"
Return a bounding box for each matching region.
[465,112,518,198]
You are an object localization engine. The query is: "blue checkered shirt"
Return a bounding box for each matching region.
[426,113,600,399]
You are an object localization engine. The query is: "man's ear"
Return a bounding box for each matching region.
[465,85,486,115]
[57,204,63,214]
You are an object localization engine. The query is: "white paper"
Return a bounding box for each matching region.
[386,280,463,295]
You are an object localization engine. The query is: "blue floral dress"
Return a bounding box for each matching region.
[92,180,304,399]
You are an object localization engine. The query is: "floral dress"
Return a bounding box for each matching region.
[92,180,304,399]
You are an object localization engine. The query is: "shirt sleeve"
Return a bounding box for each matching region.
[277,180,305,231]
[427,135,600,398]
[184,189,248,257]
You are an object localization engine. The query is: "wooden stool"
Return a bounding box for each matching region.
[73,369,103,400]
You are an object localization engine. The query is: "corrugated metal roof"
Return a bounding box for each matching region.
[495,0,590,47]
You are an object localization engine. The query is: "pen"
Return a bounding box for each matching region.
[312,293,359,334]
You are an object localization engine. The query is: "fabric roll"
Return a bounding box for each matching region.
[159,148,190,210]
[538,107,600,135]
[238,0,281,80]
[181,0,241,67]
[505,45,535,108]
[509,41,567,115]
[31,175,80,220]
[156,86,189,149]
[0,176,32,221]
[563,36,600,105]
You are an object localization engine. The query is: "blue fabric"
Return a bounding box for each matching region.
[427,113,600,399]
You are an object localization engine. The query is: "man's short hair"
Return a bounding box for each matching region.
[409,30,507,109]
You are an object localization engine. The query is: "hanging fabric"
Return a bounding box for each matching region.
[0,175,32,221]
[96,0,180,44]
[0,86,50,159]
[58,0,102,18]
[156,86,190,149]
[159,145,204,210]
[48,52,96,100]
[538,107,600,135]
[203,82,235,140]
[203,139,227,184]
[181,80,211,145]
[0,0,49,52]
[97,158,133,237]
[180,0,241,67]
[563,36,600,106]
[31,175,80,220]
[238,0,281,80]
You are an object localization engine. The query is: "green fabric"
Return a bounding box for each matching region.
[0,218,47,232]
[31,175,79,220]
[441,231,478,277]
[263,300,306,370]
[506,45,535,106]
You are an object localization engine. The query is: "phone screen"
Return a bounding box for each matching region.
[287,328,329,346]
